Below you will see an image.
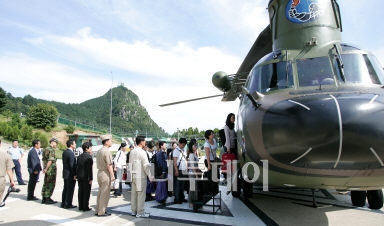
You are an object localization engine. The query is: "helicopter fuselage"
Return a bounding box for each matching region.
[237,44,384,190]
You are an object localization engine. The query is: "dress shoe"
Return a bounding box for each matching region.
[96,212,111,217]
[27,196,39,201]
[82,208,92,212]
[64,205,77,209]
[45,199,56,205]
[19,183,27,185]
[47,198,57,203]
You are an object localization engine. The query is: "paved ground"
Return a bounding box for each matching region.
[1,145,383,226]
[247,187,384,226]
[0,148,261,226]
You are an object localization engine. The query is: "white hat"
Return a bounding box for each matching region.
[100,134,112,141]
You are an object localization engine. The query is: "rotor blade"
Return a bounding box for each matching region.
[159,94,223,107]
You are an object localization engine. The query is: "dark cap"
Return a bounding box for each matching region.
[179,138,187,144]
[49,138,59,143]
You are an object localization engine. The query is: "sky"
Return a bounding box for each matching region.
[1,0,383,134]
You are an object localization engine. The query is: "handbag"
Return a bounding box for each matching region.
[204,157,221,167]
[122,168,127,180]
[146,179,156,196]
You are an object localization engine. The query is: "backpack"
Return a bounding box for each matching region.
[219,128,226,144]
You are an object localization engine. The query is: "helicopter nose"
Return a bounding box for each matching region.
[262,93,384,170]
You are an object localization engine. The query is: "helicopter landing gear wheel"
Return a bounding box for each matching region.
[351,190,367,207]
[367,190,383,209]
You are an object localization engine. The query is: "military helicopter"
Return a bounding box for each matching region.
[161,0,384,209]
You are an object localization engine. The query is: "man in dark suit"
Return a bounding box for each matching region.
[61,139,77,209]
[76,142,93,211]
[27,139,42,201]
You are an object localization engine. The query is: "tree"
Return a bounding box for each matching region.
[0,87,6,111]
[22,94,37,106]
[26,103,59,129]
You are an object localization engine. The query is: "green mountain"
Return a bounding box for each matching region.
[0,85,167,137]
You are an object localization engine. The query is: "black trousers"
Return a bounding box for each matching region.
[206,169,219,195]
[78,180,91,210]
[62,178,76,207]
[27,172,38,198]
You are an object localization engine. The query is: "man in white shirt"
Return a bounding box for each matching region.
[172,138,188,204]
[8,140,26,185]
[129,136,153,218]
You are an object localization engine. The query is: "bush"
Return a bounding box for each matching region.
[64,124,75,134]
[20,124,33,141]
[44,125,52,132]
[9,113,23,129]
[5,125,19,141]
[0,122,7,136]
[33,131,48,148]
[26,103,58,129]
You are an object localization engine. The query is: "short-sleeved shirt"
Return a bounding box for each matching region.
[0,151,14,177]
[173,147,187,171]
[96,146,112,173]
[8,147,23,160]
[204,139,218,161]
[113,150,127,168]
[188,152,199,174]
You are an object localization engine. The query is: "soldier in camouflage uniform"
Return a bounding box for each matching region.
[41,138,59,204]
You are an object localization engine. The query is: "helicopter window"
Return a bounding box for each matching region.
[247,61,293,93]
[336,53,384,84]
[367,54,384,84]
[297,57,334,87]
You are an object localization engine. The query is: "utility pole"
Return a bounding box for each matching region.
[110,71,113,135]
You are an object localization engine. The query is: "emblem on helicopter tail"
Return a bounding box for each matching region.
[286,0,322,23]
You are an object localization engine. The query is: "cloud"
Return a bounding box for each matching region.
[26,27,241,82]
[0,53,110,103]
[2,28,243,133]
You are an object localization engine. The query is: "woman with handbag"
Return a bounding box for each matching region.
[204,130,219,196]
[113,142,127,197]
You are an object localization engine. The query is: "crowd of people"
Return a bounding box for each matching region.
[0,113,239,219]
